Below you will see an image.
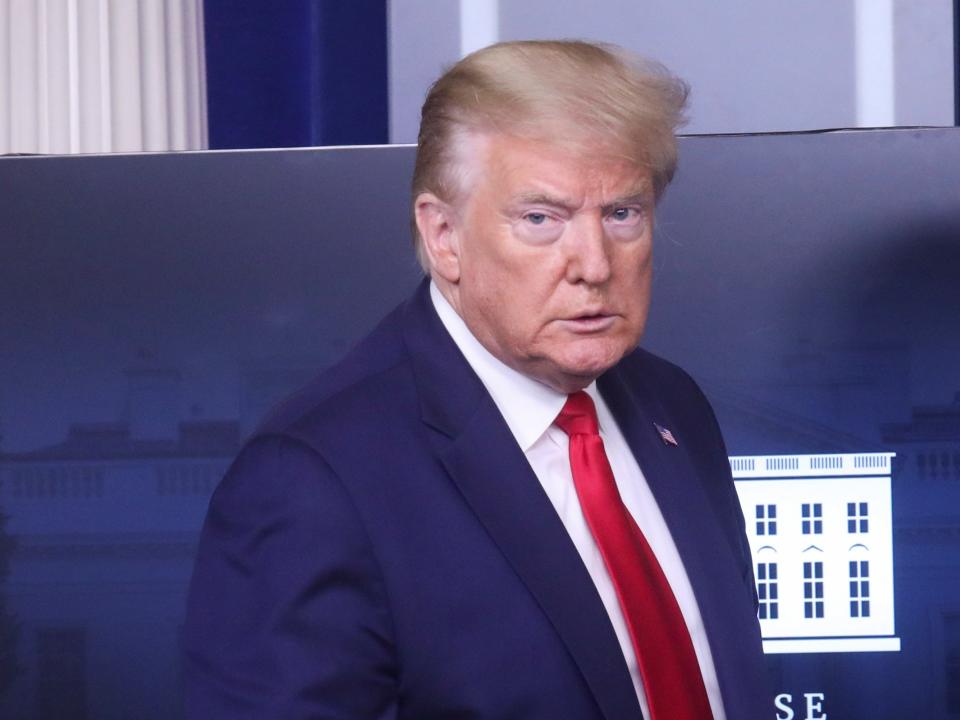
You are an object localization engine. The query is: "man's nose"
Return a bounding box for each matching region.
[565,215,612,285]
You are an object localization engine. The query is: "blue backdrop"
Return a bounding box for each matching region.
[0,129,958,718]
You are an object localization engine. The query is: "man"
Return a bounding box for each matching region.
[183,40,770,719]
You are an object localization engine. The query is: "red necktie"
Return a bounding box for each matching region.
[555,391,713,720]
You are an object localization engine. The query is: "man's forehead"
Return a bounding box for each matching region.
[470,132,652,199]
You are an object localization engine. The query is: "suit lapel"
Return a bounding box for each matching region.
[598,366,740,606]
[401,282,643,720]
[599,365,769,719]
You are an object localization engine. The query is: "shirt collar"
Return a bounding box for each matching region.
[430,281,572,451]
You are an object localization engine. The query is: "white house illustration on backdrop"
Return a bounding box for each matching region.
[730,453,900,654]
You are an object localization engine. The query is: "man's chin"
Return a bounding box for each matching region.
[537,356,625,394]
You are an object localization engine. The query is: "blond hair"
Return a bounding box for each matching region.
[411,40,689,270]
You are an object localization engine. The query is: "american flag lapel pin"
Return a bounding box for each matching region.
[653,422,678,447]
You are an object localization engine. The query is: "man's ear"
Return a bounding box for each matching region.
[414,192,461,283]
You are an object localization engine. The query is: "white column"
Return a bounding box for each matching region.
[108,0,144,151]
[9,0,39,153]
[76,0,106,152]
[459,0,498,57]
[164,0,188,150]
[854,0,895,127]
[181,0,206,149]
[0,0,10,151]
[0,0,207,155]
[140,0,169,150]
[45,0,73,153]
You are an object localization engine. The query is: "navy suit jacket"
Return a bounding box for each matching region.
[183,280,770,719]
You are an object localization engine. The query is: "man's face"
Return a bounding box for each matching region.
[446,133,655,393]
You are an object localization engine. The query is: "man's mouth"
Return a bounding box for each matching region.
[562,313,616,332]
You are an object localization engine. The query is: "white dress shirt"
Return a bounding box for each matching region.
[430,282,727,720]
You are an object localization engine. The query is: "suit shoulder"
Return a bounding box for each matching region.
[255,301,415,441]
[617,346,707,402]
[613,346,725,461]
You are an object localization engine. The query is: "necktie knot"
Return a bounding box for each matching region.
[555,391,600,437]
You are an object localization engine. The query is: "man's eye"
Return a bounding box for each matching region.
[525,212,548,225]
[611,207,636,221]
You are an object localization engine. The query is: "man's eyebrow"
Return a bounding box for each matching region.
[511,192,578,209]
[509,190,653,213]
[603,192,651,209]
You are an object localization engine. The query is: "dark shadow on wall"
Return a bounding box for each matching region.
[834,216,960,342]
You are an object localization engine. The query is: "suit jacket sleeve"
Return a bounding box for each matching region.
[182,434,398,719]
